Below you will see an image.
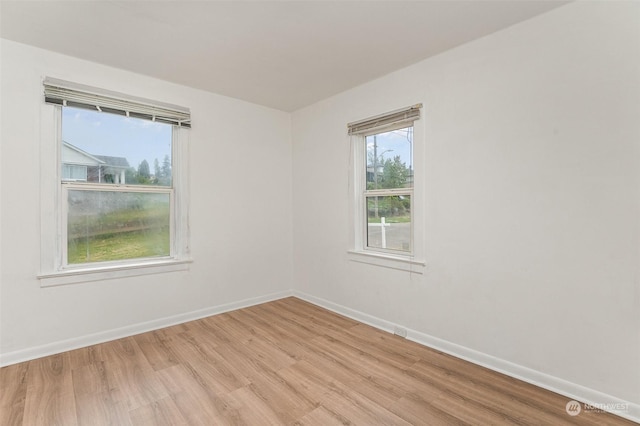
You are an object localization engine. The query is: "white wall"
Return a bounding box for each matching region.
[1,0,638,418]
[292,1,640,408]
[0,40,293,360]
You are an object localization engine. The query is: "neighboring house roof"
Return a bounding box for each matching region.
[94,155,130,169]
[62,141,105,166]
[62,142,130,169]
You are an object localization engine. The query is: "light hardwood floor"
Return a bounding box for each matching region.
[0,297,634,425]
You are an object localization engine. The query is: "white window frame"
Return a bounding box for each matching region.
[348,106,425,273]
[38,91,191,287]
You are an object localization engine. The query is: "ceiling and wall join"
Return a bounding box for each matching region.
[0,1,568,112]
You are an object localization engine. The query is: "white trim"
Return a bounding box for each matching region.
[172,126,191,261]
[38,258,192,287]
[0,290,293,367]
[347,250,425,274]
[62,183,173,192]
[292,291,640,423]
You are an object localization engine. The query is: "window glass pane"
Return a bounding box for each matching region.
[367,195,411,252]
[67,190,170,264]
[365,126,413,190]
[62,164,87,181]
[62,106,173,186]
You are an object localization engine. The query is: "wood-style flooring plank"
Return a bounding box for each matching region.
[242,363,318,424]
[294,405,353,426]
[408,358,569,425]
[67,344,105,371]
[155,365,231,425]
[167,332,250,394]
[217,386,284,425]
[99,337,169,412]
[132,329,180,372]
[389,394,469,426]
[1,296,635,426]
[128,395,189,426]
[326,322,422,368]
[22,353,78,426]
[318,379,413,426]
[0,362,29,426]
[71,361,131,426]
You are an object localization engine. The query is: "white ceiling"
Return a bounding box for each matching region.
[1,1,569,112]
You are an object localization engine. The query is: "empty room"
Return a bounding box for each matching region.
[0,1,638,424]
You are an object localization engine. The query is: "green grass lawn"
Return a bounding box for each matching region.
[68,228,169,264]
[67,197,170,264]
[368,215,411,224]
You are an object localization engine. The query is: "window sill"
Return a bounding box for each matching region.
[347,250,425,274]
[38,258,192,287]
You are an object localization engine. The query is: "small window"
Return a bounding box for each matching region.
[348,104,424,269]
[365,126,413,253]
[62,164,88,181]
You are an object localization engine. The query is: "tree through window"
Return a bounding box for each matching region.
[364,125,413,252]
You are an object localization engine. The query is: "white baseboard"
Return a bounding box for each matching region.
[0,289,293,367]
[293,290,640,423]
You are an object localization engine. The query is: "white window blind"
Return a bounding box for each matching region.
[43,77,191,128]
[347,104,422,135]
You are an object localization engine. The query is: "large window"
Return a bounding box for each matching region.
[348,105,424,270]
[39,78,191,285]
[62,107,173,265]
